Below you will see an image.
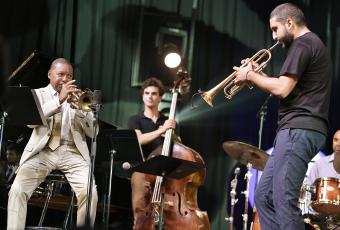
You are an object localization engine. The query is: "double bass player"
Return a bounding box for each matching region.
[128,77,176,228]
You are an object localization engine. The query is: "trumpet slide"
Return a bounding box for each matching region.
[199,42,279,107]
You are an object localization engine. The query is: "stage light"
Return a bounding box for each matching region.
[162,42,182,68]
[157,27,187,70]
[131,8,194,88]
[164,52,181,68]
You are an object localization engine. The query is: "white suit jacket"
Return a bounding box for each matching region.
[19,84,94,166]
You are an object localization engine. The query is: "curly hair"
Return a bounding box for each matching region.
[140,77,165,97]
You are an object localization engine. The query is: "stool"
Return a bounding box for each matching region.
[26,171,75,230]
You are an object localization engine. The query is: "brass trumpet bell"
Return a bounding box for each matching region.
[69,89,94,112]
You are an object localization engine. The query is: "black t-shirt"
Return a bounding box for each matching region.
[277,32,332,135]
[128,112,167,158]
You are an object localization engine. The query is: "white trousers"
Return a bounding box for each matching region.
[7,145,98,230]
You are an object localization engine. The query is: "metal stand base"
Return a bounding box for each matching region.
[26,181,75,230]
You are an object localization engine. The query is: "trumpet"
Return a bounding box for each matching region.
[199,42,279,107]
[68,89,94,112]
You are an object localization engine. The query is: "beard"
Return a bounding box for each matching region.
[280,30,294,49]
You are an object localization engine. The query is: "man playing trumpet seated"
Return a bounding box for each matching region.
[7,58,98,229]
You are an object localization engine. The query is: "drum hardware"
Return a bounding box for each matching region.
[299,177,340,230]
[223,141,269,229]
[225,167,241,230]
[311,177,340,215]
[241,163,253,230]
[325,215,340,230]
[222,141,269,171]
[299,178,315,216]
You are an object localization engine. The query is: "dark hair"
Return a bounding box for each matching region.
[140,77,165,96]
[6,143,20,155]
[270,3,306,26]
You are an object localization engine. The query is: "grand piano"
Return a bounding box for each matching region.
[5,51,133,229]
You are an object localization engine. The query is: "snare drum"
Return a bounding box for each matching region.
[311,177,340,215]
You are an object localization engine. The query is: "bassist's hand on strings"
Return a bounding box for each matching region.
[158,119,176,134]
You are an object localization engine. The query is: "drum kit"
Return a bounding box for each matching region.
[300,177,340,229]
[223,141,340,230]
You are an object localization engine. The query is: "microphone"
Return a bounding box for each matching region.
[93,90,102,105]
[90,90,103,112]
[234,167,241,175]
[122,162,135,170]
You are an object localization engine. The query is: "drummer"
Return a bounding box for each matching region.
[305,129,340,228]
[308,129,340,184]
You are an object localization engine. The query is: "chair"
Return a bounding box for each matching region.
[26,170,75,230]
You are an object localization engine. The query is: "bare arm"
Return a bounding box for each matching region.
[246,71,297,98]
[134,119,176,145]
[233,62,297,98]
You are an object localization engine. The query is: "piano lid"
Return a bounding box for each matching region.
[8,50,54,89]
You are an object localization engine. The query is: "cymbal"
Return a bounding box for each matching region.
[222,141,269,171]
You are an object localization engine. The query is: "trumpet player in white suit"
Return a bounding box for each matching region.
[7,58,98,230]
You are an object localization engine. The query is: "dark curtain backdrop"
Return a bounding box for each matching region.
[1,0,339,229]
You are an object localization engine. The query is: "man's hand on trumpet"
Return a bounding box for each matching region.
[58,80,80,104]
[233,59,255,85]
[68,91,82,110]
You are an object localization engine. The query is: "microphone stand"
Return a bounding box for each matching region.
[251,95,271,227]
[85,97,102,229]
[256,95,271,149]
[0,111,7,153]
[104,149,116,230]
[254,95,271,187]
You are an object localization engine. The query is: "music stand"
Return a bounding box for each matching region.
[131,155,205,179]
[96,129,144,230]
[3,86,47,126]
[0,86,46,152]
[97,129,145,166]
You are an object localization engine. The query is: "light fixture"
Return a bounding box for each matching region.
[156,27,187,69]
[164,52,181,68]
[162,43,182,68]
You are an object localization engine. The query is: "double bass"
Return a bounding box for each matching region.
[133,69,210,230]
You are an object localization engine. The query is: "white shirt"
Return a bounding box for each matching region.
[48,84,73,143]
[308,153,340,185]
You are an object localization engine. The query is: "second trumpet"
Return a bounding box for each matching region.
[199,42,279,107]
